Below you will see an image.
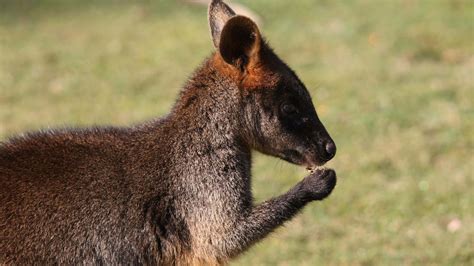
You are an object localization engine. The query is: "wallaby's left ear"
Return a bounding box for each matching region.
[219,15,261,71]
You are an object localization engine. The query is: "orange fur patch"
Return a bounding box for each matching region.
[211,52,280,91]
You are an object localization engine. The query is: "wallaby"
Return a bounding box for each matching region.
[0,0,337,265]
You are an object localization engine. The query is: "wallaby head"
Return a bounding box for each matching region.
[208,0,336,169]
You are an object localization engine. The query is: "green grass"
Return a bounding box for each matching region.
[1,0,473,265]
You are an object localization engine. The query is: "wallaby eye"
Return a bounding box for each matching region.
[281,103,298,116]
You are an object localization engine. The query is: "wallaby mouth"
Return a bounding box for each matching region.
[281,149,305,166]
[281,149,326,170]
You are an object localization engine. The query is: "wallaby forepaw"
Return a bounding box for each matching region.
[300,168,337,201]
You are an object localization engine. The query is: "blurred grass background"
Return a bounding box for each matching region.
[0,0,473,264]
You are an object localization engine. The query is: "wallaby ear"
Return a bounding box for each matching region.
[208,0,236,48]
[219,15,261,70]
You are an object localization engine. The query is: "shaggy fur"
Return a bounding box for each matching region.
[0,0,337,265]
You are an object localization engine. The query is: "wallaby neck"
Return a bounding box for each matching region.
[142,54,252,165]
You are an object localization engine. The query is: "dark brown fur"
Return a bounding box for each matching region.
[0,1,337,265]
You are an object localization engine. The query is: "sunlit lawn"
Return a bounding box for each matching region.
[0,0,472,265]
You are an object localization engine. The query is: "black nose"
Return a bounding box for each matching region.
[324,141,336,160]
